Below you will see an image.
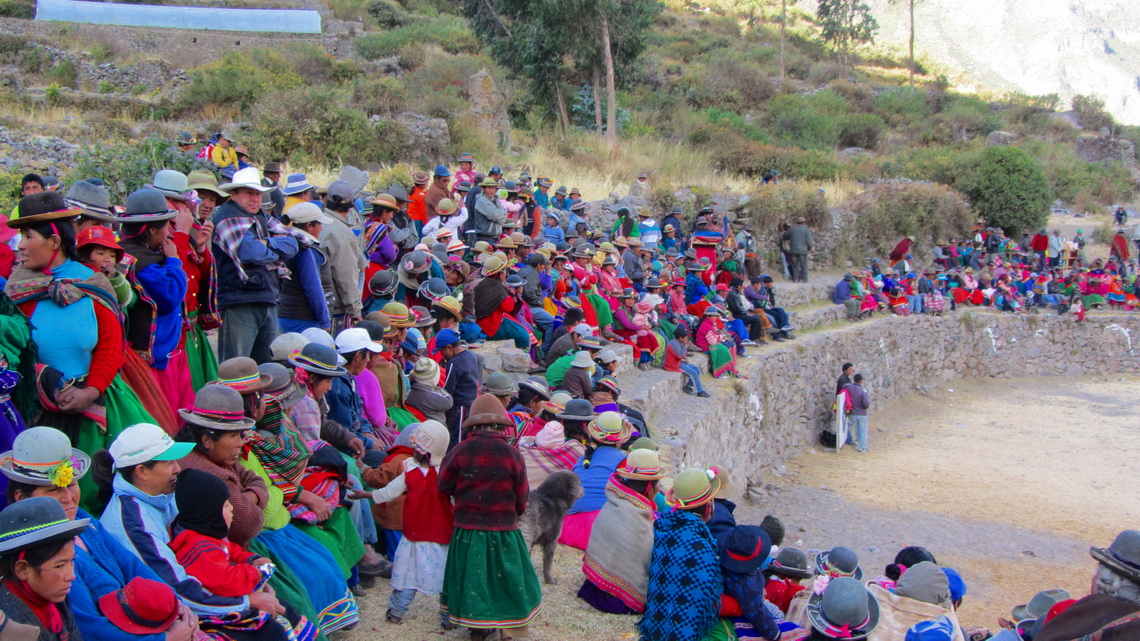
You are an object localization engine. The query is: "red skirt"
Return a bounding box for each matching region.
[120,350,180,435]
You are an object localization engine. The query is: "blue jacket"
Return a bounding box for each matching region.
[833,279,853,305]
[723,570,780,640]
[569,445,625,514]
[707,498,737,544]
[327,374,373,448]
[443,348,481,408]
[278,244,331,326]
[543,223,565,244]
[101,474,249,617]
[533,191,550,209]
[135,258,187,370]
[73,509,166,641]
[211,200,299,309]
[685,272,709,305]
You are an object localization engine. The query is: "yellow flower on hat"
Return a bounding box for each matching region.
[50,459,75,487]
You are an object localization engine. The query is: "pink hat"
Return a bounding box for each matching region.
[0,214,15,243]
[534,421,566,448]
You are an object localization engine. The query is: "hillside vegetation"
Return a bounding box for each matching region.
[0,0,1135,242]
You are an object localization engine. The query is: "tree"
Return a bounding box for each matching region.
[966,146,1053,234]
[887,0,923,87]
[816,0,878,67]
[1072,94,1115,134]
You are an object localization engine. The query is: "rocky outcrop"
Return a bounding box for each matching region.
[1074,136,1140,181]
[0,127,78,174]
[464,70,510,151]
[986,130,1017,145]
[392,112,450,165]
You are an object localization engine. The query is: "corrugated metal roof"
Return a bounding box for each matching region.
[36,0,322,34]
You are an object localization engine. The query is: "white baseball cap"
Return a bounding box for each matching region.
[335,327,382,354]
[284,202,333,225]
[109,423,194,469]
[572,323,593,338]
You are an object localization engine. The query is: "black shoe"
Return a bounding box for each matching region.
[773,335,786,342]
[783,332,796,340]
[697,391,711,398]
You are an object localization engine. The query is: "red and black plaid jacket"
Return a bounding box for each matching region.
[438,430,529,531]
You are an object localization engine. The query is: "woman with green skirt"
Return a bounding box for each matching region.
[439,393,542,640]
[5,193,155,516]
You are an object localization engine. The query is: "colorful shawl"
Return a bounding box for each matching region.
[639,509,722,641]
[0,293,37,422]
[518,436,584,487]
[5,265,119,316]
[583,476,657,612]
[246,396,311,503]
[213,216,306,283]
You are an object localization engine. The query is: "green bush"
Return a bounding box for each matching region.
[838,113,884,148]
[849,182,973,256]
[367,0,411,28]
[353,16,478,60]
[703,108,771,143]
[17,47,45,73]
[178,50,304,115]
[878,145,981,190]
[0,34,25,62]
[73,135,215,203]
[712,139,840,181]
[965,145,1052,234]
[0,0,33,19]
[45,82,61,105]
[873,86,931,126]
[47,59,77,88]
[0,171,26,214]
[97,81,114,94]
[246,86,407,167]
[743,182,830,235]
[770,108,838,150]
[349,76,407,117]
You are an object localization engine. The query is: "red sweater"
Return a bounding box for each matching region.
[403,466,454,544]
[169,528,261,598]
[438,431,528,531]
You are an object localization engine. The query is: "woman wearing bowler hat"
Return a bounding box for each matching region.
[5,192,156,516]
[0,496,90,641]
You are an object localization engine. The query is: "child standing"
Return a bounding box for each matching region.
[351,420,454,627]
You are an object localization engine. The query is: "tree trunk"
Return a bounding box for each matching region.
[592,67,603,136]
[908,0,915,87]
[601,11,618,145]
[555,84,571,133]
[779,0,786,82]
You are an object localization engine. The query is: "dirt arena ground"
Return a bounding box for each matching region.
[344,374,1138,640]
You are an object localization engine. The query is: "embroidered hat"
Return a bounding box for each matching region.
[542,391,572,416]
[369,270,397,297]
[381,302,415,328]
[215,357,272,394]
[806,576,880,640]
[616,448,665,481]
[288,343,348,377]
[666,467,722,509]
[76,226,124,262]
[432,296,463,322]
[98,577,181,635]
[178,385,257,432]
[410,419,449,464]
[518,376,551,400]
[418,279,450,304]
[0,496,89,556]
[586,411,629,445]
[0,427,90,487]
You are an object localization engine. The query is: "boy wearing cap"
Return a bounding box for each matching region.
[435,328,480,447]
[326,328,386,465]
[321,181,366,332]
[425,166,451,220]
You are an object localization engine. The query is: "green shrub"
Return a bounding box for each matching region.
[0,171,26,213]
[367,0,411,28]
[849,182,973,256]
[770,108,838,150]
[246,85,407,167]
[878,145,981,190]
[703,108,771,143]
[353,16,478,60]
[965,145,1052,234]
[97,81,114,94]
[0,0,34,19]
[132,84,147,95]
[873,86,931,126]
[0,34,25,62]
[45,82,62,105]
[838,113,884,149]
[712,139,840,181]
[349,76,407,117]
[89,43,113,64]
[17,47,45,73]
[47,59,77,88]
[743,182,830,234]
[73,135,215,203]
[178,51,304,116]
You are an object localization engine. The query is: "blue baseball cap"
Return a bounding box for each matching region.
[490,165,502,175]
[905,615,955,641]
[942,567,966,602]
[433,328,460,353]
[434,165,450,177]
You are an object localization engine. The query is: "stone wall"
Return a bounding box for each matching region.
[635,312,1140,500]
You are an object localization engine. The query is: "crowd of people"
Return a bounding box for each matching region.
[0,144,1133,641]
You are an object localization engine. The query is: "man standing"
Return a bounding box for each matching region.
[436,328,480,447]
[1030,228,1049,272]
[783,217,813,282]
[425,165,451,221]
[623,238,646,289]
[1048,229,1065,269]
[845,374,871,452]
[261,161,285,218]
[321,180,366,333]
[629,171,650,197]
[471,177,508,244]
[408,170,430,235]
[211,167,298,362]
[836,363,854,395]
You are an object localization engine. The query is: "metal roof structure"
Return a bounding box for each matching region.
[36,0,322,34]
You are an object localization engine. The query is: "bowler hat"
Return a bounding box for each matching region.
[150,170,189,202]
[816,546,863,580]
[806,576,880,640]
[556,398,597,423]
[0,496,89,556]
[586,411,629,445]
[289,343,348,377]
[771,547,814,579]
[666,467,721,509]
[6,192,79,229]
[616,448,665,481]
[178,385,257,432]
[1011,589,1072,622]
[259,362,306,409]
[1091,530,1140,585]
[64,180,114,221]
[120,188,176,223]
[215,357,272,395]
[0,426,90,487]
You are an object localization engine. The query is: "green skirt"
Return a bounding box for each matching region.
[707,343,736,379]
[77,375,155,516]
[585,292,614,329]
[185,322,218,391]
[294,506,366,580]
[387,406,419,430]
[441,528,542,629]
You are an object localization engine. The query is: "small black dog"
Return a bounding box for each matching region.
[518,471,583,584]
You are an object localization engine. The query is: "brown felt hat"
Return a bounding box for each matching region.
[461,394,513,429]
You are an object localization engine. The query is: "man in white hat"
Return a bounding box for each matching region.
[211,167,299,363]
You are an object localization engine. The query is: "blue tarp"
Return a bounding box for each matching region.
[36,0,322,34]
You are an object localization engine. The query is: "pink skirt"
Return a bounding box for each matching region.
[152,349,195,414]
[557,510,601,550]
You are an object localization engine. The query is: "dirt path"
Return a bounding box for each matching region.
[344,375,1136,640]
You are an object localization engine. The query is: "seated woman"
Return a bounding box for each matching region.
[178,372,361,636]
[5,192,154,515]
[558,412,630,551]
[517,420,586,490]
[170,469,317,641]
[3,426,200,641]
[693,306,740,379]
[0,496,89,641]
